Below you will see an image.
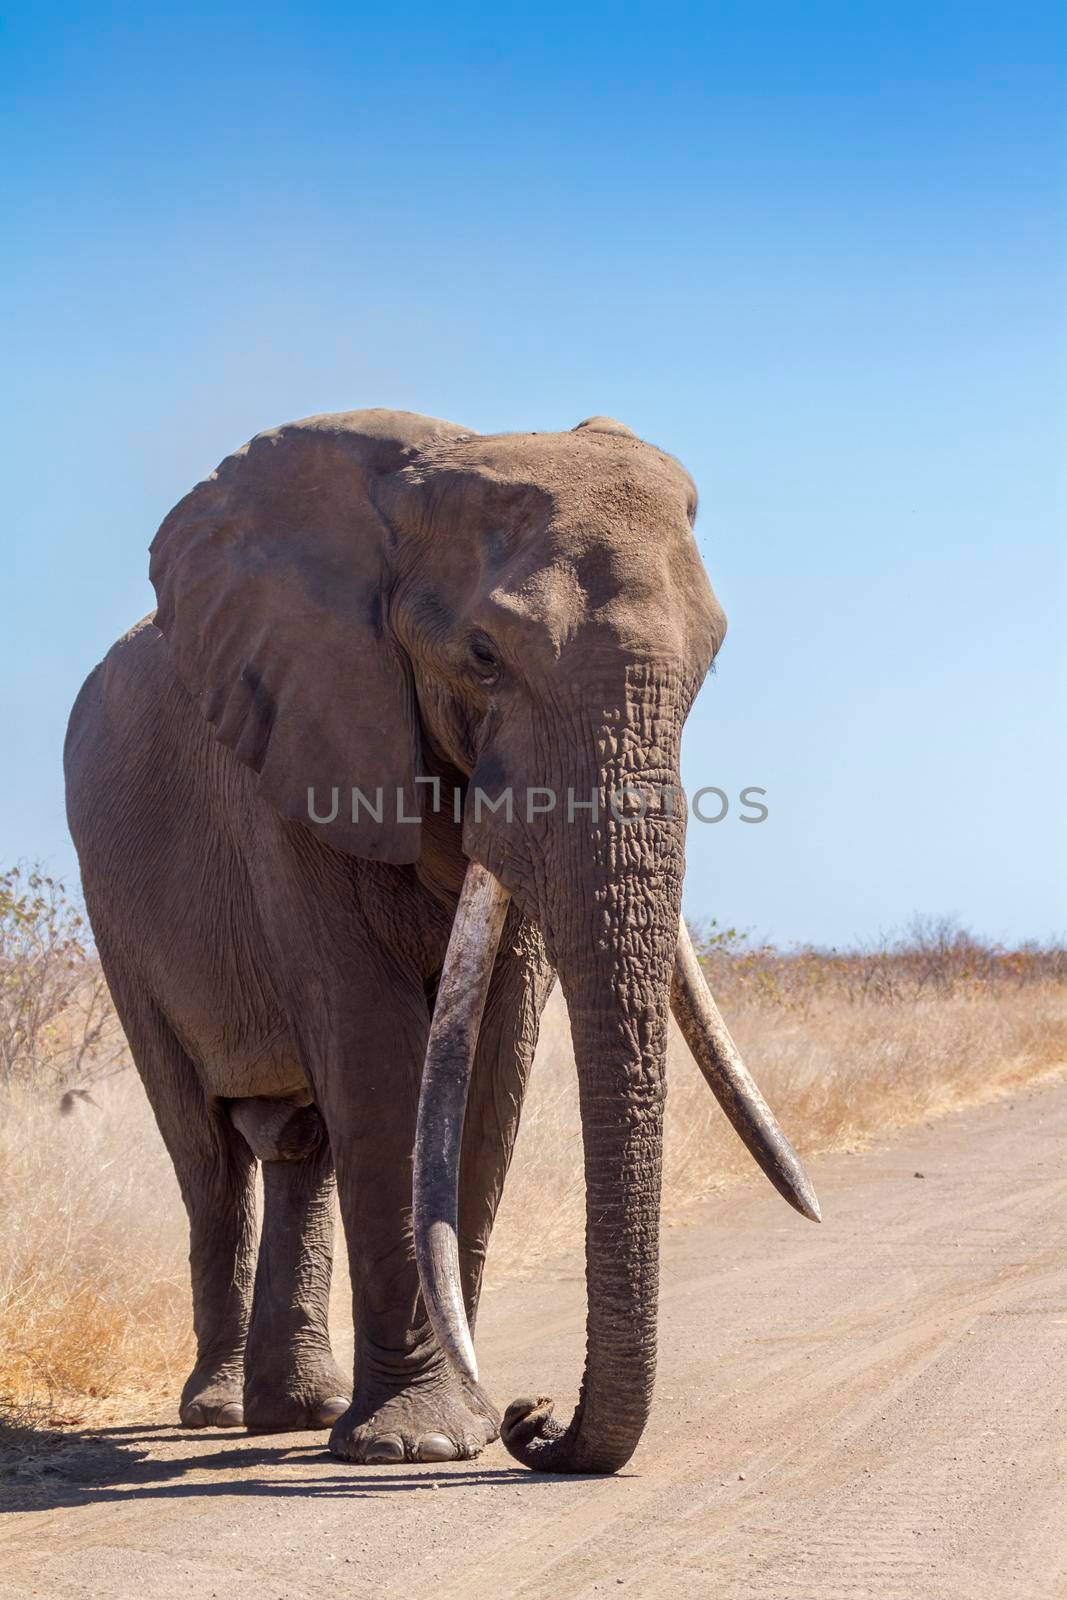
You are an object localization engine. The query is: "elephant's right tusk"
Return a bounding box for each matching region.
[671,921,822,1223]
[413,861,512,1386]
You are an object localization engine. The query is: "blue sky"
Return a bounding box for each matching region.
[4,1,1064,946]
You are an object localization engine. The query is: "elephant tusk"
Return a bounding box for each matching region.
[671,921,822,1223]
[413,861,512,1385]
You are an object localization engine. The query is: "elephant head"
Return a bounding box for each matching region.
[150,408,819,1475]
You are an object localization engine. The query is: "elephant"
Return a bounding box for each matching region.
[64,408,819,1475]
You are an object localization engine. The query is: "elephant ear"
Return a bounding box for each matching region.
[150,408,472,862]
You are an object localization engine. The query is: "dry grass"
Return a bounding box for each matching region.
[0,1077,191,1423]
[0,903,1064,1425]
[492,978,1067,1273]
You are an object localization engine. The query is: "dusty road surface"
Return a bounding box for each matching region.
[2,1077,1064,1600]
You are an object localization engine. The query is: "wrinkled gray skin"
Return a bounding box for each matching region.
[65,410,724,1474]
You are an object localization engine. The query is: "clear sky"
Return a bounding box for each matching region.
[4,1,1064,947]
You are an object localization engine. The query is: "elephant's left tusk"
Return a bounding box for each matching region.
[413,861,511,1386]
[671,920,822,1223]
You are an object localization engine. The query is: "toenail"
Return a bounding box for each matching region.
[416,1433,456,1462]
[215,1402,244,1427]
[315,1396,350,1427]
[182,1403,206,1428]
[364,1433,405,1464]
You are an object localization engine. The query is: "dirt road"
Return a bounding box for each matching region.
[2,1078,1064,1599]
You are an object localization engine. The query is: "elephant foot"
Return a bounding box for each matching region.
[329,1373,498,1464]
[180,1355,246,1429]
[243,1351,351,1434]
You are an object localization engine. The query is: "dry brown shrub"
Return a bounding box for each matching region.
[691,913,1067,1012]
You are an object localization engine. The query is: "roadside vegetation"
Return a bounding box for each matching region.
[1,866,1063,1426]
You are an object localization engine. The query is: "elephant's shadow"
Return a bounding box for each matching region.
[0,1423,599,1512]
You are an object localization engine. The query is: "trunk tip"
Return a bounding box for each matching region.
[500,1396,569,1471]
[501,1395,556,1451]
[501,1396,636,1474]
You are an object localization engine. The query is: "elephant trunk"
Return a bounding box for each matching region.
[501,982,670,1470]
[494,779,682,1472]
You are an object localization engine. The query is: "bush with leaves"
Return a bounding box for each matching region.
[0,866,126,1095]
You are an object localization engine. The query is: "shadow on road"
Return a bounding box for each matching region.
[1,1422,603,1512]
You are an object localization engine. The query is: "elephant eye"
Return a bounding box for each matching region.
[467,634,501,684]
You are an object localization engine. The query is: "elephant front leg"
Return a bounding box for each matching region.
[303,960,495,1465]
[311,963,499,1465]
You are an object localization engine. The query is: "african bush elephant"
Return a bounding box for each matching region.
[65,409,818,1474]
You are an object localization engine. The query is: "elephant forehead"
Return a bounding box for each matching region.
[474,523,722,668]
[414,428,696,528]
